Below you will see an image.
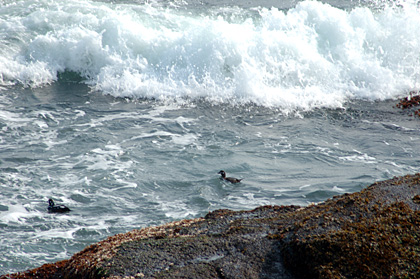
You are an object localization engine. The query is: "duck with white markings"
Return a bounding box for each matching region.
[218,170,242,183]
[48,198,71,213]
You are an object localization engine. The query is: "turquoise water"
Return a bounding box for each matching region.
[1,0,420,274]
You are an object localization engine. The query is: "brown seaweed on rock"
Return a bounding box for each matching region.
[395,91,420,117]
[279,174,420,278]
[281,201,420,278]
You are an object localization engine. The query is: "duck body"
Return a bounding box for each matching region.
[218,170,242,183]
[48,199,71,213]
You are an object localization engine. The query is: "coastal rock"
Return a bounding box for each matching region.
[2,174,420,279]
[395,91,420,117]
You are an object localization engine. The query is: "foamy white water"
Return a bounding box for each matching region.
[1,0,419,111]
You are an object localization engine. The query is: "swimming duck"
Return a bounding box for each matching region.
[218,170,242,183]
[48,199,70,213]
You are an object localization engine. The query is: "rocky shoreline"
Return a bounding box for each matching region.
[2,173,420,279]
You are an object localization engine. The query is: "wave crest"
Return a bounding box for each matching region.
[1,0,419,110]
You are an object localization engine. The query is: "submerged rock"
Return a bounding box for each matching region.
[2,174,420,279]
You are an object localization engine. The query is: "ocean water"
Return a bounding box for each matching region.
[1,0,420,274]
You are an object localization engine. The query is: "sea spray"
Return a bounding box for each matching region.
[0,0,419,111]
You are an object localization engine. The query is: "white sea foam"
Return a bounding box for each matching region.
[1,0,419,110]
[158,198,198,219]
[0,204,30,224]
[34,227,77,240]
[226,193,272,209]
[339,150,377,163]
[0,110,31,129]
[171,133,198,145]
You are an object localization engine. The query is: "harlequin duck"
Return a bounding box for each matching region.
[218,170,242,183]
[48,199,71,213]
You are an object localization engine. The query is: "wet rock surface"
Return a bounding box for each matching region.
[2,173,420,279]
